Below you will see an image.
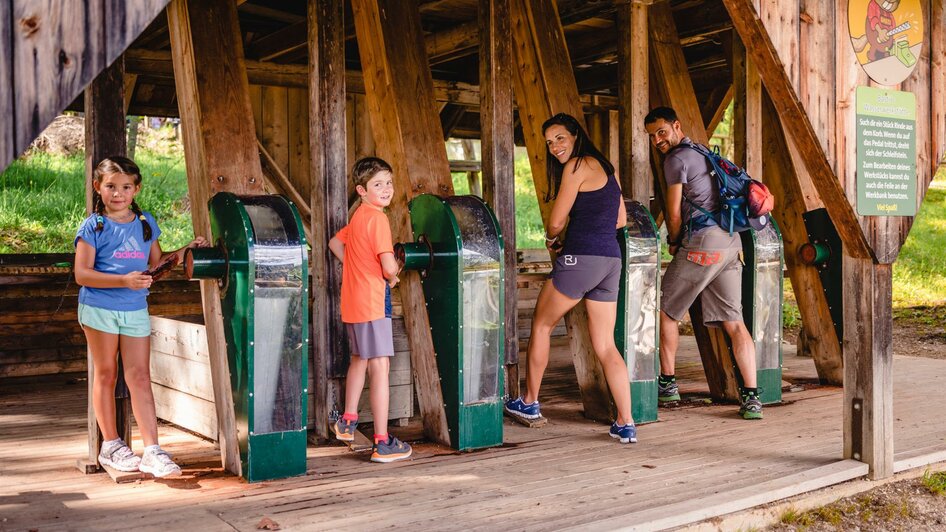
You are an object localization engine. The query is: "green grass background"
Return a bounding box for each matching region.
[2,143,944,308]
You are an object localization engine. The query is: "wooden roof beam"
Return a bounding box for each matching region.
[722,0,871,260]
[124,48,617,110]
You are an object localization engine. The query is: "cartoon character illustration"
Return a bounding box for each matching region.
[851,0,914,65]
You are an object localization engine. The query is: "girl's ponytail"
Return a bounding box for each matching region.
[130,200,153,241]
[93,192,106,232]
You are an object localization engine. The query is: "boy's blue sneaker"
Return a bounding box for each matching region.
[609,422,638,444]
[371,436,413,463]
[333,417,358,442]
[504,397,541,420]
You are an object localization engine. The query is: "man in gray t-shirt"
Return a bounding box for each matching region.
[644,106,762,420]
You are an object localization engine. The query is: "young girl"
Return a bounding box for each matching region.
[74,156,206,478]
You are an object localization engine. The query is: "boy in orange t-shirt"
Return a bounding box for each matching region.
[328,157,412,463]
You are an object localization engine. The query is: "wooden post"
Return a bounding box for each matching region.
[510,0,613,422]
[935,1,946,174]
[0,0,10,166]
[309,0,347,441]
[478,0,518,399]
[618,0,653,203]
[731,31,761,176]
[842,258,894,479]
[649,1,738,401]
[167,0,265,475]
[351,0,452,445]
[79,58,131,473]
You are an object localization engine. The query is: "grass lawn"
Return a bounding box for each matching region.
[0,149,192,253]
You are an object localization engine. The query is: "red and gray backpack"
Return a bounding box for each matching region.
[675,141,775,235]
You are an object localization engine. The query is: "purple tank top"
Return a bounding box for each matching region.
[561,173,621,257]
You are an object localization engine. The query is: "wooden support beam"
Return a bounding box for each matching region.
[351,0,451,446]
[510,0,613,422]
[123,73,138,114]
[122,48,622,114]
[167,0,264,476]
[935,0,946,174]
[703,84,733,138]
[81,58,131,472]
[440,104,467,140]
[308,0,347,441]
[761,91,842,385]
[649,1,738,402]
[731,33,761,177]
[723,0,871,260]
[478,0,519,398]
[842,258,894,479]
[0,0,11,166]
[618,1,653,203]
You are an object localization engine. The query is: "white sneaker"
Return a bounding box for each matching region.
[98,439,140,472]
[139,448,182,478]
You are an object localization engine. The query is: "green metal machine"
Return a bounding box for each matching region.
[740,216,784,405]
[395,194,504,451]
[185,192,309,482]
[615,201,661,423]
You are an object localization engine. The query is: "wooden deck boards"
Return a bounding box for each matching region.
[3,340,946,531]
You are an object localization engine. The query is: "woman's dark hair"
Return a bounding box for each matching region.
[541,113,614,201]
[92,156,152,241]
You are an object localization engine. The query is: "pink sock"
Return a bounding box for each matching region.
[342,412,358,422]
[373,433,388,444]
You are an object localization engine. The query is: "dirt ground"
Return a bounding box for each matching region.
[765,305,946,531]
[767,476,946,531]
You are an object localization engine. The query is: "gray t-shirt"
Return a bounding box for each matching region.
[663,137,718,224]
[663,138,740,249]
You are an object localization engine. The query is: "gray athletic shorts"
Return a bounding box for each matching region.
[549,254,622,302]
[346,318,394,359]
[661,227,743,326]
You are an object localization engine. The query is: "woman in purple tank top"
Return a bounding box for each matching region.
[504,113,638,444]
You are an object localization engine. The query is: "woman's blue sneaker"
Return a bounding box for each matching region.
[504,397,541,420]
[609,422,638,443]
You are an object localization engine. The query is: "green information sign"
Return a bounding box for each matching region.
[856,86,916,216]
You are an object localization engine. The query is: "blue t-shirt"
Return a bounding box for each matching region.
[74,212,162,311]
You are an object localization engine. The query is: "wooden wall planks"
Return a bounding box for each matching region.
[5,0,168,172]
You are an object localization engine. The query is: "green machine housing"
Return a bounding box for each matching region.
[395,194,505,451]
[740,216,784,404]
[615,201,661,423]
[185,192,309,482]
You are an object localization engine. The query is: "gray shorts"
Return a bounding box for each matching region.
[661,227,743,326]
[346,318,394,359]
[549,254,622,302]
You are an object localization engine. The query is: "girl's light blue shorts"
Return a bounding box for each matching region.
[78,304,152,338]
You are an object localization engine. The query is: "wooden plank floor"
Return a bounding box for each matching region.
[3,339,946,531]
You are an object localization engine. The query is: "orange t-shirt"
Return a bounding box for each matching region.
[335,203,394,323]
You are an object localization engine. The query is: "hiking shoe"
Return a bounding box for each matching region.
[739,395,764,420]
[333,417,358,442]
[371,436,412,463]
[657,380,681,403]
[609,422,638,444]
[139,448,182,478]
[98,439,140,472]
[504,397,541,420]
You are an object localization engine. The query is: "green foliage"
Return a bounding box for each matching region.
[449,151,546,249]
[893,176,946,307]
[0,149,193,254]
[922,469,946,496]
